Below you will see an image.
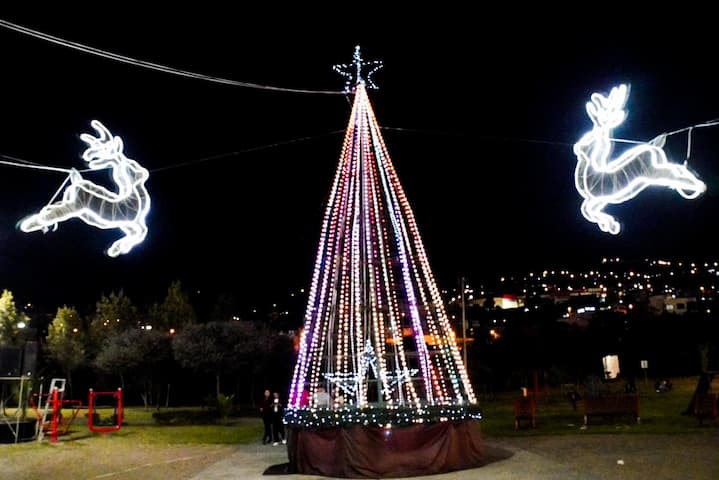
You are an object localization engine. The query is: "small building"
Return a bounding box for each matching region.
[492,294,525,310]
[649,295,696,315]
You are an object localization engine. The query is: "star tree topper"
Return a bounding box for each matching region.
[333,45,383,92]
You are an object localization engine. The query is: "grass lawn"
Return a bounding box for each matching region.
[0,376,715,479]
[479,375,716,436]
[0,409,264,479]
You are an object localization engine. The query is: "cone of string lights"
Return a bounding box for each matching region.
[283,47,483,478]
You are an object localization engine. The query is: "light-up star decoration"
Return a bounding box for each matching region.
[332,45,383,92]
[324,340,418,397]
[573,84,706,234]
[19,120,150,257]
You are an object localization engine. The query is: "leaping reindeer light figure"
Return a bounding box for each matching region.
[20,120,150,257]
[573,84,706,234]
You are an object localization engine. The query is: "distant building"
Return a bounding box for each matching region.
[492,295,524,310]
[649,295,696,315]
[468,294,525,310]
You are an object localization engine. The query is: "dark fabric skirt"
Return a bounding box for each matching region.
[286,419,483,478]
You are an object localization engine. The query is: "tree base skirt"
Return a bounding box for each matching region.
[286,419,483,478]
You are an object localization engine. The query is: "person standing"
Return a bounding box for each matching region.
[271,391,286,445]
[259,389,273,445]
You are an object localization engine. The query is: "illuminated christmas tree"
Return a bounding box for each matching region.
[286,47,478,429]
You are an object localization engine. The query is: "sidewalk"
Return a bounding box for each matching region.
[189,433,719,479]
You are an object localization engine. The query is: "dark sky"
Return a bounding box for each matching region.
[2,8,719,313]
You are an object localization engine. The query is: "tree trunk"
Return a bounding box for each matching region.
[143,380,152,409]
[249,371,255,406]
[165,383,171,408]
[65,369,74,399]
[216,374,221,397]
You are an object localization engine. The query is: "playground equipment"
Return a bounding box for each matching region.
[0,374,34,444]
[88,388,123,433]
[31,379,124,442]
[31,378,82,443]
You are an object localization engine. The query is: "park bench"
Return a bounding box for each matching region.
[513,396,536,429]
[693,393,718,426]
[583,394,639,425]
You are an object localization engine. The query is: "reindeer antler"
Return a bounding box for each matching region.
[80,119,113,146]
[80,120,122,170]
[586,84,629,129]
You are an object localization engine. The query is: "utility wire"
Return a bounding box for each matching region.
[151,130,345,172]
[0,19,343,95]
[665,118,719,137]
[2,117,719,176]
[0,154,72,173]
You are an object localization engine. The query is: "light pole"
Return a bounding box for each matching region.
[460,277,468,369]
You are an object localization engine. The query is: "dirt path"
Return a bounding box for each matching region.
[0,441,234,480]
[492,433,719,480]
[2,432,717,479]
[190,433,719,480]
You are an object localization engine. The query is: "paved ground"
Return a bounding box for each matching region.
[190,433,719,480]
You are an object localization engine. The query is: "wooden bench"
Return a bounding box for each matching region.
[694,393,718,426]
[513,396,536,429]
[583,395,639,425]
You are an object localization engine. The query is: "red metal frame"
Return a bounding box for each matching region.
[30,392,83,438]
[88,388,123,433]
[50,388,60,443]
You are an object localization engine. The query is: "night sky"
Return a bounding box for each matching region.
[2,8,719,313]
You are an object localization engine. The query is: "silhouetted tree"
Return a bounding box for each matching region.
[0,289,31,346]
[46,306,85,395]
[148,280,197,331]
[89,290,139,353]
[94,329,172,408]
[210,291,238,323]
[172,321,266,397]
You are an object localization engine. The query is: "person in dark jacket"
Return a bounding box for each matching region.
[271,391,286,445]
[259,389,273,444]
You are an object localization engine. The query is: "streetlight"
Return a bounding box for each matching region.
[460,277,468,370]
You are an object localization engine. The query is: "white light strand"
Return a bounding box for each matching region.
[573,84,706,234]
[369,95,475,404]
[289,81,478,415]
[19,120,151,257]
[0,19,342,95]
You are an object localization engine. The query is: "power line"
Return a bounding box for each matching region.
[0,154,72,174]
[2,117,719,177]
[151,130,345,172]
[0,18,343,95]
